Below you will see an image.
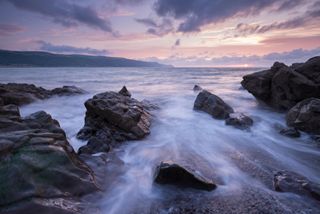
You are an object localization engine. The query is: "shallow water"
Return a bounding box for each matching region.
[1,67,320,213]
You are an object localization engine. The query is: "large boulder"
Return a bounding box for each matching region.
[0,83,86,106]
[77,87,152,154]
[0,106,99,213]
[286,98,320,134]
[154,161,216,191]
[194,90,234,119]
[274,170,320,201]
[241,57,320,110]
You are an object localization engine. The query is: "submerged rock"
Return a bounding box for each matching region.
[77,87,152,154]
[241,57,320,110]
[286,98,320,134]
[194,90,234,119]
[225,113,253,130]
[279,127,301,138]
[0,83,86,106]
[0,106,99,213]
[274,171,320,201]
[193,84,203,91]
[154,161,216,191]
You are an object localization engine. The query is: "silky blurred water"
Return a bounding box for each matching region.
[1,67,319,213]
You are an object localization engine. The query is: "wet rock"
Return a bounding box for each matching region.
[286,98,320,134]
[225,113,253,130]
[77,88,152,154]
[78,137,110,155]
[51,85,86,96]
[154,161,216,191]
[194,90,234,119]
[0,107,99,212]
[0,83,86,106]
[0,104,20,118]
[279,127,301,138]
[193,85,203,91]
[274,170,320,201]
[118,86,131,97]
[241,57,320,110]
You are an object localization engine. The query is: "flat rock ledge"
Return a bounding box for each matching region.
[154,161,217,191]
[0,83,86,106]
[0,104,99,213]
[77,87,153,155]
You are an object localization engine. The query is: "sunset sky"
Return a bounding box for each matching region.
[0,0,319,67]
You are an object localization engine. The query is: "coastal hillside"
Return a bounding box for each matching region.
[0,50,166,67]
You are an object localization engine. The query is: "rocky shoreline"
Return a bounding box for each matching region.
[0,56,319,213]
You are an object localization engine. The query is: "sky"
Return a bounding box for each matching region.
[0,0,319,67]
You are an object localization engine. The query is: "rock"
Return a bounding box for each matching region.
[225,113,253,130]
[51,86,86,96]
[77,88,152,154]
[78,137,110,155]
[0,104,20,118]
[274,170,320,201]
[0,83,86,106]
[286,98,320,134]
[0,107,99,212]
[194,90,234,119]
[241,57,320,110]
[118,86,131,97]
[279,127,301,138]
[193,85,203,91]
[154,161,216,191]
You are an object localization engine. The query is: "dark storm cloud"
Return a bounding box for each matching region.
[3,0,113,33]
[37,41,109,55]
[153,0,306,32]
[136,18,174,36]
[0,23,24,36]
[135,18,158,28]
[235,6,320,36]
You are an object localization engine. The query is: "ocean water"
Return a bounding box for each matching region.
[1,67,319,213]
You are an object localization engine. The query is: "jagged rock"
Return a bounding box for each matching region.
[241,57,320,110]
[77,88,152,154]
[274,170,320,201]
[154,161,216,191]
[193,85,203,91]
[194,90,234,119]
[286,98,320,134]
[118,86,131,97]
[225,113,253,130]
[0,83,86,106]
[279,127,301,138]
[0,107,99,212]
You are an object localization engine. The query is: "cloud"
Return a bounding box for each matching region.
[135,18,158,28]
[3,0,113,33]
[0,23,24,36]
[153,0,308,32]
[37,41,109,55]
[136,17,174,36]
[148,47,320,67]
[235,6,320,36]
